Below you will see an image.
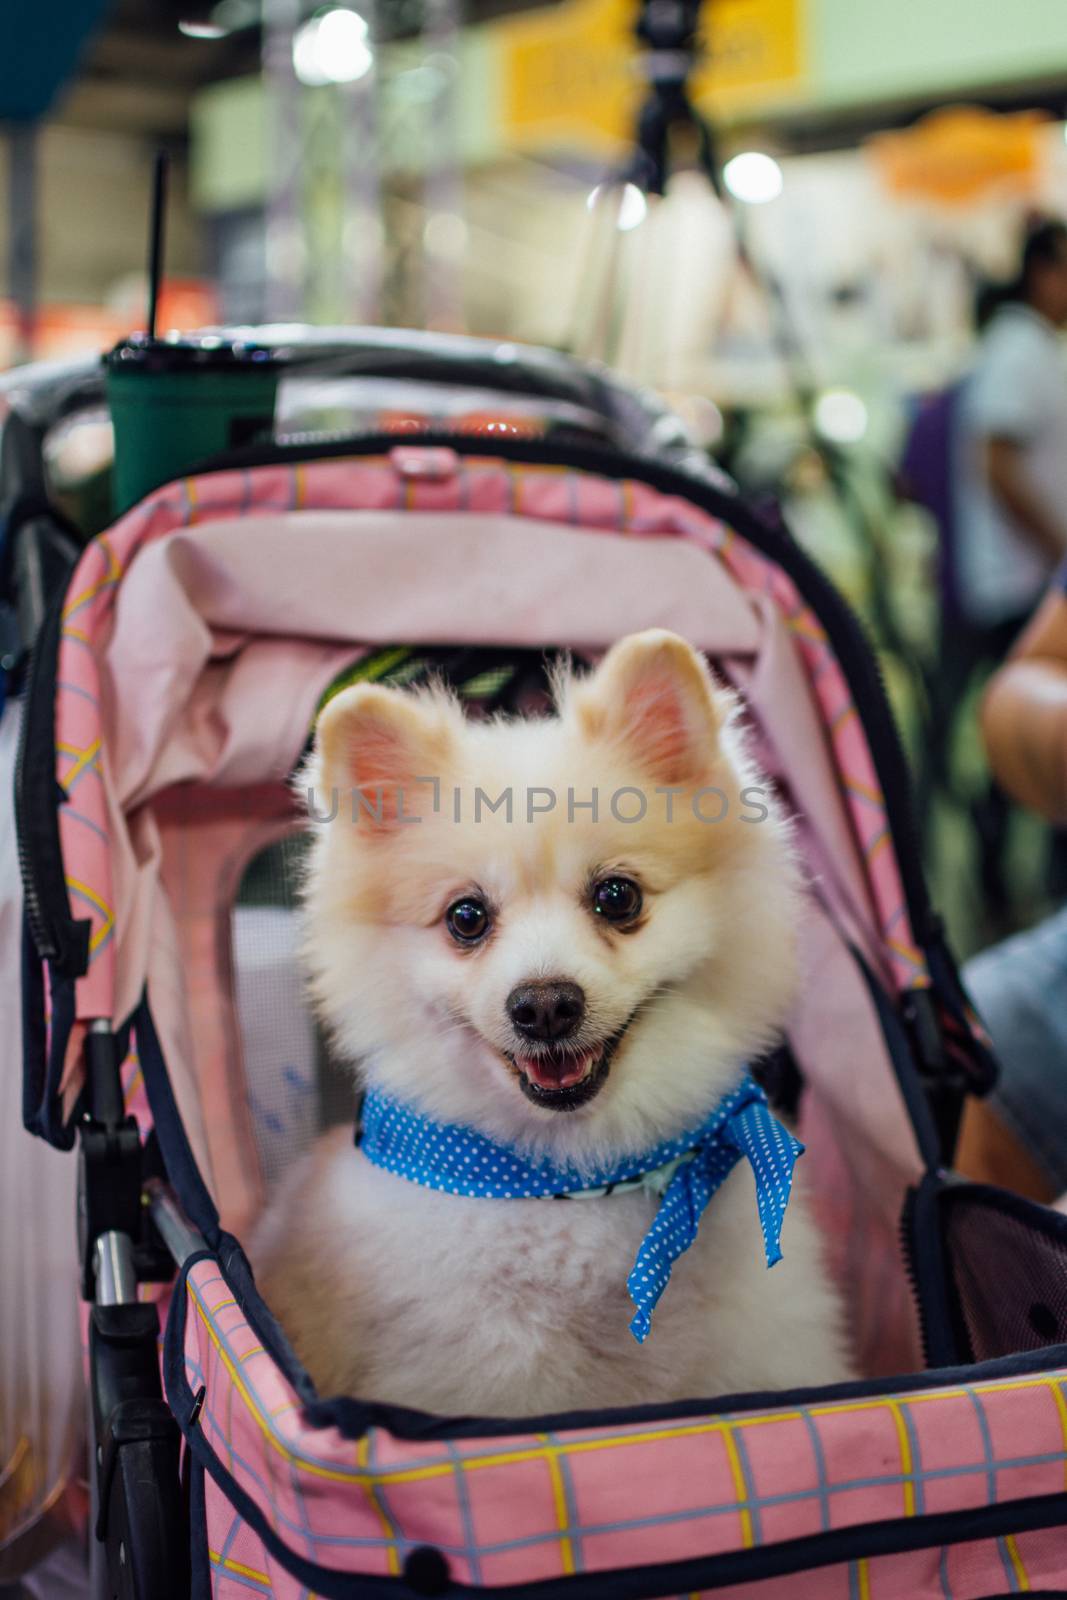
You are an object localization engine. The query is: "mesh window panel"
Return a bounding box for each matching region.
[233,833,355,1190]
[228,646,560,1191]
[943,1186,1067,1362]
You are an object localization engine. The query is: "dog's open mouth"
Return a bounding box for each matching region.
[503,1025,630,1112]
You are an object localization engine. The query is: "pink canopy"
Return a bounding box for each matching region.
[50,451,927,1374]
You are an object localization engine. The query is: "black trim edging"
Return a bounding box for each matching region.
[852,943,942,1170]
[134,997,222,1245]
[901,1172,963,1370]
[164,1219,1067,1444]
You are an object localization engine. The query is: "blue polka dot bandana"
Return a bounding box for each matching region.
[357,1073,804,1343]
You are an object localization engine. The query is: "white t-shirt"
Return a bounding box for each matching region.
[955,303,1067,625]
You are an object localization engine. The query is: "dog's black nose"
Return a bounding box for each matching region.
[507,980,585,1042]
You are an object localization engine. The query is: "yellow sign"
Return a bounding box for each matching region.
[694,0,802,109]
[498,0,803,154]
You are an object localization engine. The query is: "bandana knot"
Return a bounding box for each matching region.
[356,1072,803,1343]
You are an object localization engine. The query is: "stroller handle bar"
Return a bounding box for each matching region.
[0,323,731,498]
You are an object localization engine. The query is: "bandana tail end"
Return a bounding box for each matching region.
[760,1131,805,1270]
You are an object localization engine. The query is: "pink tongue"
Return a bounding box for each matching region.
[521,1049,595,1089]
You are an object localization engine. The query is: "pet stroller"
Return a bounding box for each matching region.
[14,327,1067,1599]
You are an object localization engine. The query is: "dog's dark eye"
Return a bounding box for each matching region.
[446,897,490,944]
[592,876,643,924]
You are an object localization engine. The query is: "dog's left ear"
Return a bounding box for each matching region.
[314,682,456,830]
[569,630,727,787]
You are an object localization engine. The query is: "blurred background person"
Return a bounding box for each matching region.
[964,221,1067,909]
[958,220,1067,632]
[905,220,1067,921]
[959,566,1067,1201]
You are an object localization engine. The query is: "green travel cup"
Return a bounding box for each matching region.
[104,334,282,515]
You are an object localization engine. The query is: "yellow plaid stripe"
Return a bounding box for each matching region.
[356,1433,402,1576]
[537,1435,576,1574]
[1003,1533,1031,1590]
[62,535,123,620]
[65,876,114,953]
[208,1550,270,1587]
[57,738,101,786]
[186,1282,1067,1509]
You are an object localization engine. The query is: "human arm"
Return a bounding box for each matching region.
[981,579,1067,821]
[984,436,1067,563]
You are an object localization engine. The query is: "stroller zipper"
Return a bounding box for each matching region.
[899,1185,933,1369]
[899,1174,966,1370]
[15,601,60,958]
[15,579,89,973]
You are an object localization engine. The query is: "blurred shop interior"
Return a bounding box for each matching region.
[7,0,1067,954]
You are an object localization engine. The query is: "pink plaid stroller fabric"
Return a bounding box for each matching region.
[18,429,1067,1598]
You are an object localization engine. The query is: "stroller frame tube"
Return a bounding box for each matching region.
[145,1177,206,1269]
[76,1024,192,1600]
[92,1230,137,1306]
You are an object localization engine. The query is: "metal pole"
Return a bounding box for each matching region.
[93,1231,138,1306]
[420,0,464,332]
[262,0,305,322]
[8,121,38,363]
[144,1178,207,1269]
[340,0,382,326]
[302,89,343,322]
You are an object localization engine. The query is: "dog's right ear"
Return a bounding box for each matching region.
[313,683,455,830]
[568,630,727,787]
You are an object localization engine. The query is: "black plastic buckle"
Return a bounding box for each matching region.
[93,1395,189,1596]
[901,986,966,1167]
[78,1032,175,1296]
[901,986,950,1077]
[96,1397,180,1542]
[77,1026,143,1298]
[78,1117,144,1299]
[89,1303,190,1597]
[90,1304,164,1442]
[0,598,21,679]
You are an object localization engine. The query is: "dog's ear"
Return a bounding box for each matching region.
[569,630,726,787]
[314,683,455,830]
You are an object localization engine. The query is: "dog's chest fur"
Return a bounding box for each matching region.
[254,1130,852,1414]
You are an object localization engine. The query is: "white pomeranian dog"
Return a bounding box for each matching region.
[253,629,853,1413]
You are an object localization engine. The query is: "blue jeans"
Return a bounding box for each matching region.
[964,904,1067,1189]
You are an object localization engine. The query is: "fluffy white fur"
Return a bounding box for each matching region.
[252,630,853,1410]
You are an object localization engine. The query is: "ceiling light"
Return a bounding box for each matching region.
[585,182,648,232]
[723,151,783,205]
[178,18,229,37]
[813,388,868,444]
[424,212,468,260]
[293,8,372,86]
